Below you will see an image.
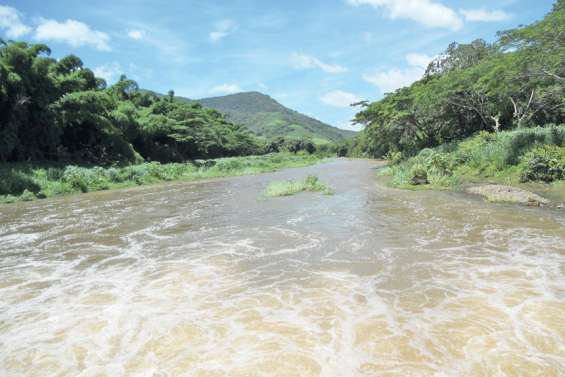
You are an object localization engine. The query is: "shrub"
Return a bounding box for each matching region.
[0,195,18,204]
[520,145,565,183]
[46,167,64,181]
[105,167,123,183]
[0,169,41,195]
[503,126,565,165]
[424,151,453,176]
[62,166,90,193]
[385,151,403,165]
[409,164,428,185]
[20,189,36,201]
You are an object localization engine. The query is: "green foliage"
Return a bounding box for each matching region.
[383,125,565,188]
[384,151,403,165]
[520,145,565,182]
[409,164,428,185]
[352,3,564,158]
[264,137,318,155]
[264,175,333,197]
[0,41,264,164]
[20,189,36,201]
[0,153,326,203]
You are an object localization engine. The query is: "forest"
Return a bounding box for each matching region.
[0,41,327,165]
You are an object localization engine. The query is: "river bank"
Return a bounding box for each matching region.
[0,153,327,204]
[376,127,565,206]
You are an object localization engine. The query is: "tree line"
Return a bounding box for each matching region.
[350,0,564,158]
[0,41,325,165]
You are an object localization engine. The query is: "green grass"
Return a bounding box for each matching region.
[379,126,565,200]
[264,175,334,197]
[0,153,328,204]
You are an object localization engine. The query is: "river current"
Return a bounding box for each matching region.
[1,159,564,376]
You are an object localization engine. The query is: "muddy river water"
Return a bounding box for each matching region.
[0,159,564,376]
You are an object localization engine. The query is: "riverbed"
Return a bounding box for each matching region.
[1,159,564,376]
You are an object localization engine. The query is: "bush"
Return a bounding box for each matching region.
[503,126,565,165]
[20,189,36,201]
[410,164,428,185]
[520,145,565,183]
[424,151,453,176]
[62,166,90,193]
[62,166,110,192]
[385,151,403,165]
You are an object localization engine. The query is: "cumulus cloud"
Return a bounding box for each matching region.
[321,90,362,108]
[363,53,434,93]
[460,9,510,22]
[209,19,237,42]
[405,53,434,69]
[346,0,463,31]
[290,53,347,74]
[34,19,110,51]
[210,83,242,95]
[127,29,144,40]
[93,62,122,83]
[0,5,32,38]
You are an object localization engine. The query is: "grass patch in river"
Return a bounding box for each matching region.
[264,175,334,197]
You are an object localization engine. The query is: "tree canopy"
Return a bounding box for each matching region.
[351,1,564,158]
[0,41,263,164]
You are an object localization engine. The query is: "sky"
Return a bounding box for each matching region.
[0,0,556,130]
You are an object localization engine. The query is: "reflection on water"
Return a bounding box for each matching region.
[0,160,564,376]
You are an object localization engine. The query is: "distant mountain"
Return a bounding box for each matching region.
[186,92,356,143]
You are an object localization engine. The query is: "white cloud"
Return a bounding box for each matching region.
[209,19,237,42]
[460,9,510,22]
[127,29,144,40]
[93,62,122,83]
[321,90,362,108]
[34,19,110,51]
[364,68,423,93]
[346,0,463,31]
[290,53,347,74]
[405,53,434,69]
[0,5,32,38]
[210,83,242,95]
[364,52,434,93]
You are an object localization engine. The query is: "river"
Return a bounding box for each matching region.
[0,159,564,376]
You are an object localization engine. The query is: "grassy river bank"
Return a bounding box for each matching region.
[0,153,327,204]
[377,126,565,205]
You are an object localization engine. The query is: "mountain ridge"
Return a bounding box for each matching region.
[177,91,356,143]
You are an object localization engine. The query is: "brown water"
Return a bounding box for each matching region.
[1,159,564,377]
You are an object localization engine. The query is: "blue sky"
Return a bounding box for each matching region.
[0,0,556,130]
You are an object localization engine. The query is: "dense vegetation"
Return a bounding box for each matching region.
[381,126,565,189]
[194,92,355,143]
[0,153,327,203]
[351,1,564,189]
[0,40,270,165]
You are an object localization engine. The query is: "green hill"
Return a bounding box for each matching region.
[189,92,356,143]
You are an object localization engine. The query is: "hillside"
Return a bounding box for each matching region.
[191,92,356,143]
